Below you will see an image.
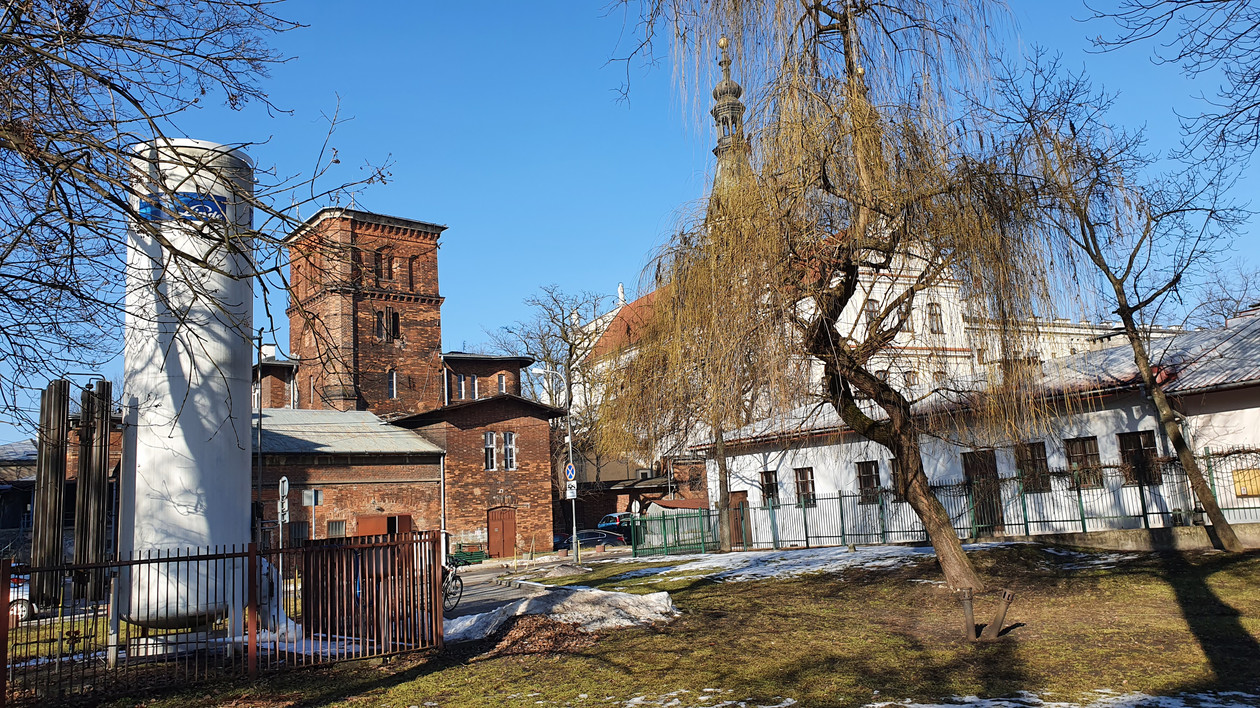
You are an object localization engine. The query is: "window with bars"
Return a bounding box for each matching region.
[857,460,881,504]
[794,467,816,507]
[863,298,880,328]
[1118,430,1161,486]
[289,521,309,546]
[504,431,517,470]
[927,303,944,333]
[760,469,779,506]
[484,431,497,470]
[1015,441,1052,493]
[326,520,346,538]
[1064,436,1103,488]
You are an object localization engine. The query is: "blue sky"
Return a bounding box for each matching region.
[0,2,1254,444]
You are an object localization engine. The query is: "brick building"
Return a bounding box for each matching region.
[253,208,558,556]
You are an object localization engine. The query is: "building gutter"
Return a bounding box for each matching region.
[439,452,448,565]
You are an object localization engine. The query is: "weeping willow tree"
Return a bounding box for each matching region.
[603,0,1077,590]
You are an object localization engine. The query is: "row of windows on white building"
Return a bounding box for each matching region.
[754,429,1161,507]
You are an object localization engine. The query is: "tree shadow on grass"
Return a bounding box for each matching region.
[1155,550,1260,693]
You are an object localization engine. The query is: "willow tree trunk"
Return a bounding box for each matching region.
[1116,310,1245,552]
[892,429,987,591]
[713,431,733,552]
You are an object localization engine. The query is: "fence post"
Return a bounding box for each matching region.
[837,493,847,546]
[878,494,888,544]
[768,503,780,550]
[1017,477,1030,536]
[1074,471,1089,534]
[0,557,9,708]
[1137,478,1151,529]
[801,500,811,549]
[700,508,710,554]
[966,485,977,540]
[1203,447,1221,507]
[247,542,259,680]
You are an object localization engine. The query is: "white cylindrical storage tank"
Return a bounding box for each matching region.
[118,139,254,629]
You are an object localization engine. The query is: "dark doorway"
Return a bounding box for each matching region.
[962,450,1003,536]
[729,490,749,549]
[487,506,517,558]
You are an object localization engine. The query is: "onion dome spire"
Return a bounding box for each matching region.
[711,36,751,186]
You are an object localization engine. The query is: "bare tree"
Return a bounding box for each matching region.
[489,285,612,498]
[1089,0,1260,162]
[1194,262,1260,327]
[997,54,1248,552]
[605,0,1072,590]
[0,1,384,427]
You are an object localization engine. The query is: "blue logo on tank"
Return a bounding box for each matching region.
[138,192,229,221]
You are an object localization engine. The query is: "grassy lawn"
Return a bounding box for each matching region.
[110,545,1260,707]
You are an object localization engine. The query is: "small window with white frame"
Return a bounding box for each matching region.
[498,373,506,394]
[457,373,466,400]
[387,369,398,399]
[484,431,496,470]
[504,431,517,470]
[471,374,479,399]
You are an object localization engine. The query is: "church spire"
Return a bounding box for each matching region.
[711,36,750,186]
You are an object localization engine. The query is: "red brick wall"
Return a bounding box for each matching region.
[413,400,554,555]
[443,362,522,404]
[288,214,445,415]
[259,366,295,409]
[257,456,442,542]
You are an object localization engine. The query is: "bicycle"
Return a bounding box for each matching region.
[442,556,469,613]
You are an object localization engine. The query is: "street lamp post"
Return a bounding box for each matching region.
[532,366,579,564]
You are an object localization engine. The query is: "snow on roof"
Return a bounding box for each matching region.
[1041,313,1260,395]
[0,439,36,465]
[712,314,1260,449]
[252,409,443,456]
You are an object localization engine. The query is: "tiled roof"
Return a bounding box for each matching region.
[590,290,661,359]
[252,409,443,455]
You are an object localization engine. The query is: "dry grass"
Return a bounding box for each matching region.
[113,545,1260,707]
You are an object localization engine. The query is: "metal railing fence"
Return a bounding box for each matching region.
[632,448,1260,556]
[2,531,443,706]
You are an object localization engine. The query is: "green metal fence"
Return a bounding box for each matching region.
[631,448,1260,557]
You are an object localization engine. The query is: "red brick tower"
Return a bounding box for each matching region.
[286,208,447,416]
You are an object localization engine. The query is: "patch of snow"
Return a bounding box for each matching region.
[606,543,1013,584]
[442,587,679,643]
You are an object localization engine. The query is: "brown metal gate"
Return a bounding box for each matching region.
[487,507,516,557]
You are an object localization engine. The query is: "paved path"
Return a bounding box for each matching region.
[444,548,634,619]
[445,564,541,619]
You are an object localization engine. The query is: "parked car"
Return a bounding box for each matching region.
[597,512,636,538]
[574,529,627,548]
[553,532,572,551]
[9,576,35,623]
